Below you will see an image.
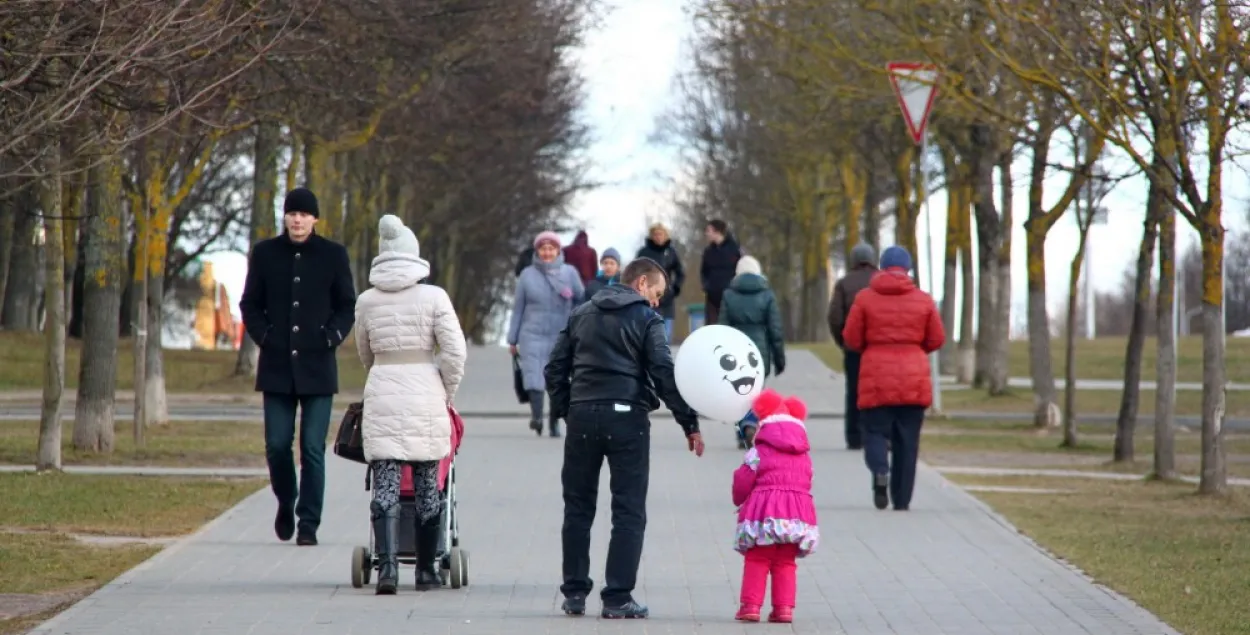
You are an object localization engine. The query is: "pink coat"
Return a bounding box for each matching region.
[732,414,819,556]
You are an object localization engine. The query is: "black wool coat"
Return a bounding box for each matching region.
[239,232,356,396]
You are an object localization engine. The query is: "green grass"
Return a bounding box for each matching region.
[939,386,1250,418]
[946,474,1250,635]
[0,472,262,633]
[0,420,271,468]
[798,335,1250,384]
[0,331,368,393]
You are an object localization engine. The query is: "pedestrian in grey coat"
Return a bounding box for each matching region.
[509,230,584,437]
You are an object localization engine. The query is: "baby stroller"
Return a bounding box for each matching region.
[350,409,468,590]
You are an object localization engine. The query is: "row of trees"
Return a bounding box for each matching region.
[663,0,1248,494]
[1,0,594,469]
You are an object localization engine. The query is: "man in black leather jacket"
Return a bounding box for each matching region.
[545,257,705,620]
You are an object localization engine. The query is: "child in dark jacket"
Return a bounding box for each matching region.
[732,389,819,623]
[582,248,620,300]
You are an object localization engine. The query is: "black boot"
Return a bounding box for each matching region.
[370,501,399,595]
[415,514,442,591]
[548,414,561,438]
[872,474,890,511]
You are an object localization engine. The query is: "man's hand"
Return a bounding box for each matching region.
[686,432,705,457]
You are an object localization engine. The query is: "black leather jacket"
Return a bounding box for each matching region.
[544,285,701,435]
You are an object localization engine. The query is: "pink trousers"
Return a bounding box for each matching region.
[740,544,799,607]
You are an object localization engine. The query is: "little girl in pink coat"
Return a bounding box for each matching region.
[732,389,819,623]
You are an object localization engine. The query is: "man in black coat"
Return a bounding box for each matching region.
[239,187,356,546]
[635,222,685,342]
[545,257,705,620]
[700,218,741,325]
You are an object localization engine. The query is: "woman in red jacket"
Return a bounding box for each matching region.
[841,246,945,511]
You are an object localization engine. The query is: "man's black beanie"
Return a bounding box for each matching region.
[283,187,319,218]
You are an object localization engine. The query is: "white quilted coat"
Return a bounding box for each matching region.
[354,252,467,463]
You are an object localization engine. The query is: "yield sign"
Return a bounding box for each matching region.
[887,62,940,145]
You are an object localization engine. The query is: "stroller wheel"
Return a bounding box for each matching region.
[449,547,465,589]
[460,549,469,586]
[351,546,369,589]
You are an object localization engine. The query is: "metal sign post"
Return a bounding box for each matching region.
[887,61,942,413]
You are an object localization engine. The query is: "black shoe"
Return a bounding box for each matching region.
[548,417,561,438]
[602,600,649,619]
[873,474,889,511]
[561,595,586,616]
[529,419,542,435]
[847,443,863,450]
[415,516,442,591]
[371,502,399,595]
[296,531,318,546]
[274,504,295,542]
[893,506,909,511]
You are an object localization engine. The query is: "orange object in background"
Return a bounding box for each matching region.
[192,262,241,350]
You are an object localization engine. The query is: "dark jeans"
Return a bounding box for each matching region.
[843,352,863,448]
[862,405,924,509]
[560,402,650,606]
[263,392,334,534]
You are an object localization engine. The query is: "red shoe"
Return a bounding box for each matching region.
[768,606,793,623]
[735,604,761,622]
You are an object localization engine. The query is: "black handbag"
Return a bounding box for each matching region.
[512,354,530,404]
[333,401,367,464]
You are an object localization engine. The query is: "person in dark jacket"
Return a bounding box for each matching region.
[545,257,705,620]
[826,243,878,450]
[239,187,356,546]
[514,245,535,278]
[635,222,685,341]
[701,219,741,325]
[842,246,945,512]
[719,255,785,449]
[562,230,599,290]
[583,248,621,299]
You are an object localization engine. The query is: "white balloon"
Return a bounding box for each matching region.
[674,325,765,423]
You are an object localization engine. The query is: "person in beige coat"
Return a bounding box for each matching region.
[354,215,467,595]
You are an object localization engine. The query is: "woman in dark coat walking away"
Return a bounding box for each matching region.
[719,256,785,448]
[583,248,621,299]
[635,223,685,341]
[842,246,944,512]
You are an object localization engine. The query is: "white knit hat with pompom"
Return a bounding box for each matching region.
[378,214,420,257]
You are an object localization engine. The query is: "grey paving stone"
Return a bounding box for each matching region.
[26,345,1178,635]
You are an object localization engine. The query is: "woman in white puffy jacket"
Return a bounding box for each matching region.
[354,214,467,595]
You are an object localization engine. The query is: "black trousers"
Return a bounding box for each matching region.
[560,402,650,606]
[863,405,924,509]
[843,352,863,448]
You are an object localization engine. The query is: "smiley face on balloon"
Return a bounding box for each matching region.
[714,343,761,396]
[674,325,765,422]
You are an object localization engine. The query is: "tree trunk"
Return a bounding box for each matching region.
[37,166,66,471]
[1062,224,1090,448]
[1025,224,1058,427]
[235,121,280,377]
[2,188,40,330]
[957,182,976,383]
[72,161,125,453]
[1112,197,1162,463]
[939,149,962,375]
[0,191,16,317]
[1197,218,1227,494]
[144,269,167,426]
[991,152,1013,394]
[1154,207,1177,479]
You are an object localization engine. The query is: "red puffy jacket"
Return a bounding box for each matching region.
[842,269,945,409]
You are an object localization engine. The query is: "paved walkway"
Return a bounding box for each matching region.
[28,347,1178,635]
